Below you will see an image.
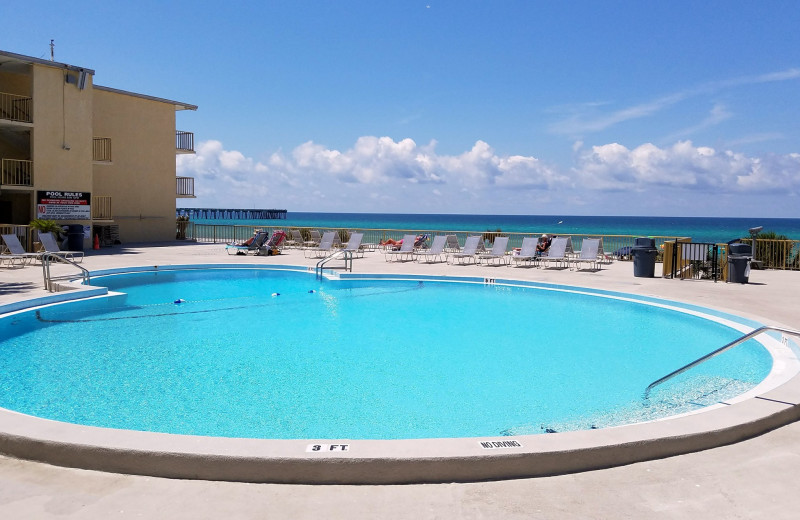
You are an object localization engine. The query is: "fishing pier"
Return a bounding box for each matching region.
[177,208,287,220]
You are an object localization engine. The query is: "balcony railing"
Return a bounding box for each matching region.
[176,131,194,153]
[92,196,113,220]
[177,176,195,198]
[93,137,112,162]
[0,92,32,123]
[1,158,33,186]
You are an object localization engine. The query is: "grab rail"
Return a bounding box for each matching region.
[41,252,90,292]
[315,249,353,278]
[644,326,800,399]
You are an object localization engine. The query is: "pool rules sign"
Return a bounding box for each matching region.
[36,191,91,220]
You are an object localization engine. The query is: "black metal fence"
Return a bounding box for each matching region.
[666,241,722,281]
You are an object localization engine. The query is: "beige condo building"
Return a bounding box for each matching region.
[0,49,196,249]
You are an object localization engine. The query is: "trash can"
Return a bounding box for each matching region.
[727,243,752,284]
[632,237,658,278]
[66,224,85,252]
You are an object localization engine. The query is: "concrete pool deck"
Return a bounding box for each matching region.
[1,241,800,518]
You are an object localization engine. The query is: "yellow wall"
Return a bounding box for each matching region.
[92,88,177,242]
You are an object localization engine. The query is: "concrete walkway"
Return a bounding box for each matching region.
[1,242,799,518]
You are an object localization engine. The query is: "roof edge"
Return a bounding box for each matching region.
[94,85,198,111]
[0,50,95,75]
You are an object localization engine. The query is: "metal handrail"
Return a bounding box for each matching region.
[644,326,800,399]
[41,252,90,292]
[315,249,353,278]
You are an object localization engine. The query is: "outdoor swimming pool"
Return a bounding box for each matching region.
[0,268,776,440]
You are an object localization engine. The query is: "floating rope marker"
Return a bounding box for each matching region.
[308,290,315,293]
[173,299,186,304]
[271,293,280,297]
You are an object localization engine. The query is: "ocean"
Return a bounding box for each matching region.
[192,212,800,244]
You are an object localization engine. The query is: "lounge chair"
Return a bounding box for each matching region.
[449,235,481,265]
[415,235,448,263]
[384,234,417,262]
[477,236,510,265]
[539,237,569,269]
[285,229,303,248]
[226,230,269,255]
[304,231,337,258]
[257,230,287,256]
[38,232,84,263]
[570,238,602,271]
[444,234,461,253]
[512,237,538,267]
[342,232,364,258]
[1,233,41,265]
[304,230,322,248]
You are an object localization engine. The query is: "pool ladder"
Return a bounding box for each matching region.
[41,252,90,292]
[315,249,353,278]
[644,326,800,399]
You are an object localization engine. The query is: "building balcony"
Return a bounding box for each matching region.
[93,137,112,162]
[1,158,33,187]
[92,196,113,220]
[177,176,195,198]
[0,92,32,124]
[176,131,194,154]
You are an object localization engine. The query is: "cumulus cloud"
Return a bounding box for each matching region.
[573,140,800,194]
[177,137,800,213]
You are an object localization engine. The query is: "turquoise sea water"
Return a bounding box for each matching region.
[0,269,771,439]
[189,212,800,244]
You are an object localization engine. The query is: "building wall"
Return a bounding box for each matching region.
[32,65,93,193]
[92,88,177,242]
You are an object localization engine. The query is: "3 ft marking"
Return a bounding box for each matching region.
[306,444,350,452]
[484,278,495,285]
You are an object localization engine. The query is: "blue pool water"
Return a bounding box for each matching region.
[0,269,772,439]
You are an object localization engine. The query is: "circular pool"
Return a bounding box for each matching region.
[1,265,798,484]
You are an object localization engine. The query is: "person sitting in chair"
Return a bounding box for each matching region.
[536,234,552,255]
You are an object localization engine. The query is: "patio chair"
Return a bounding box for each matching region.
[342,232,364,258]
[449,235,481,265]
[285,229,303,248]
[304,231,337,258]
[539,237,569,269]
[415,235,448,263]
[384,234,417,262]
[512,237,538,268]
[304,230,322,248]
[1,233,41,265]
[477,236,510,265]
[257,230,288,256]
[570,238,602,271]
[38,232,84,263]
[444,234,461,253]
[225,230,269,255]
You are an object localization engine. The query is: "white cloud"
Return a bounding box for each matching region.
[177,137,800,213]
[573,141,800,194]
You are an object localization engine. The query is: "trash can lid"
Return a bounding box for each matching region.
[728,243,752,255]
[634,237,656,248]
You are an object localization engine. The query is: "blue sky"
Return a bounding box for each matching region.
[5,1,800,217]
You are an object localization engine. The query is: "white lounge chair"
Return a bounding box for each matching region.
[449,235,481,265]
[512,237,538,267]
[477,236,510,265]
[1,233,41,265]
[342,232,364,258]
[38,232,84,263]
[304,230,322,248]
[285,229,303,248]
[444,234,461,253]
[570,238,602,271]
[304,231,337,258]
[226,230,269,255]
[540,237,569,269]
[384,234,417,262]
[415,235,448,263]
